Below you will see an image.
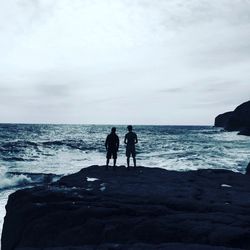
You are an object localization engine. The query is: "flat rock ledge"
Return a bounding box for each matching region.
[2,165,250,250]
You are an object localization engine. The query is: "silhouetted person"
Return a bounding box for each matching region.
[124,125,138,168]
[105,127,119,168]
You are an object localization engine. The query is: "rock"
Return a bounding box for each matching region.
[7,243,243,250]
[2,165,250,250]
[214,101,250,135]
[246,162,250,175]
[214,112,233,128]
[226,101,250,131]
[238,127,250,136]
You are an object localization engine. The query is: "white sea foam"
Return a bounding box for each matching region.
[0,166,33,190]
[87,177,99,182]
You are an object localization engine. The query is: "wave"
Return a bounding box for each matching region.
[199,129,224,135]
[42,140,102,151]
[7,172,61,184]
[2,157,35,162]
[0,139,102,153]
[0,166,61,190]
[0,140,38,153]
[42,140,64,146]
[1,140,38,148]
[0,166,33,190]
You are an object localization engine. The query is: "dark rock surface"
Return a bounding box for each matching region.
[214,101,250,135]
[12,243,243,250]
[215,112,233,128]
[246,162,250,175]
[2,165,250,250]
[238,127,250,136]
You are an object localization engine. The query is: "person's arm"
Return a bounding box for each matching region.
[135,133,138,144]
[105,135,108,150]
[117,136,120,150]
[124,134,127,144]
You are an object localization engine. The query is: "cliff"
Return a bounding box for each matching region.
[2,165,250,250]
[215,101,250,136]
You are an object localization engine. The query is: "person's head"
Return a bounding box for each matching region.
[111,127,116,133]
[127,125,133,132]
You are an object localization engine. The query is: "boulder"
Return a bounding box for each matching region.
[2,165,250,250]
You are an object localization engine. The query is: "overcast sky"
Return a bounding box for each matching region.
[1,0,250,125]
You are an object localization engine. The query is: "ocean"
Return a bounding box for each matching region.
[0,124,250,239]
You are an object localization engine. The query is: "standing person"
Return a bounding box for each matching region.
[124,125,138,168]
[105,127,119,168]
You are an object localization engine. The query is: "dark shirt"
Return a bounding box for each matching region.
[124,131,138,148]
[105,133,119,150]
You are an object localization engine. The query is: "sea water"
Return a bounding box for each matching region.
[0,124,250,239]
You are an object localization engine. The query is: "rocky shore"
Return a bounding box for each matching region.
[2,165,250,250]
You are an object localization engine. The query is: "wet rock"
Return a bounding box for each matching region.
[238,127,250,136]
[2,165,250,250]
[215,112,233,128]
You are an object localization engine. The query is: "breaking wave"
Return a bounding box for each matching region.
[0,166,33,190]
[42,140,100,151]
[0,166,61,190]
[0,139,103,153]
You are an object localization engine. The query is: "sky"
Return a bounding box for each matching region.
[1,0,250,125]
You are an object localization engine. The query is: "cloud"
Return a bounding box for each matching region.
[160,87,185,94]
[1,0,250,124]
[36,83,71,98]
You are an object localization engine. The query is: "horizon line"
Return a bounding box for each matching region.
[0,122,212,127]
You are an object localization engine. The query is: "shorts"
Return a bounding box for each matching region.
[106,149,117,159]
[126,146,136,158]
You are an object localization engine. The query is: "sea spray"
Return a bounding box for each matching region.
[0,165,32,190]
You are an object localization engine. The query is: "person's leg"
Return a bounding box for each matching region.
[106,150,111,168]
[133,157,136,167]
[127,157,130,168]
[113,159,116,171]
[112,151,117,168]
[132,149,136,167]
[106,158,109,169]
[126,148,130,168]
